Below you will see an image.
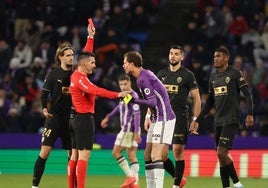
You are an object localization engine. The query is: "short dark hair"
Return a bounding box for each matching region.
[123,51,143,67]
[170,45,183,51]
[119,74,131,82]
[215,47,230,57]
[77,51,95,64]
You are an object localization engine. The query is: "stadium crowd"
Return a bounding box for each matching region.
[0,0,267,137]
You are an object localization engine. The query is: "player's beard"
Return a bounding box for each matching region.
[170,61,180,67]
[66,64,73,69]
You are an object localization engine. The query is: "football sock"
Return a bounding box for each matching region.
[220,166,230,188]
[68,160,77,188]
[174,160,185,186]
[77,160,87,188]
[153,160,164,188]
[117,156,133,177]
[130,161,140,183]
[145,160,154,188]
[32,156,47,186]
[164,157,175,177]
[226,162,239,183]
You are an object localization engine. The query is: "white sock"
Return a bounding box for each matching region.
[118,156,133,177]
[130,162,139,183]
[145,168,154,188]
[172,185,179,188]
[32,186,38,188]
[154,168,165,188]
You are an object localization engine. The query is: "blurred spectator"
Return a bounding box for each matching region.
[241,25,261,62]
[22,100,44,133]
[13,0,35,41]
[127,5,150,49]
[0,87,12,132]
[9,39,33,80]
[253,24,268,64]
[12,71,40,112]
[0,38,13,75]
[228,13,248,48]
[34,39,55,69]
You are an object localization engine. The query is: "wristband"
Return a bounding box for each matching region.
[193,116,197,121]
[145,114,151,119]
[87,35,94,39]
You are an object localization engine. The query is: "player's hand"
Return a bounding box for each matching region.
[100,116,109,128]
[144,117,151,131]
[245,115,254,127]
[118,90,131,98]
[42,108,53,118]
[189,121,199,135]
[134,133,142,144]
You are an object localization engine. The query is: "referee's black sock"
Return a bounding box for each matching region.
[32,156,47,186]
[220,166,230,188]
[164,158,175,177]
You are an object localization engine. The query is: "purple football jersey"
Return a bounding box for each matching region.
[135,69,175,122]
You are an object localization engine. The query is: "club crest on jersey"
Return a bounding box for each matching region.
[225,77,230,83]
[177,77,182,83]
[239,76,244,81]
[144,88,150,95]
[133,104,140,110]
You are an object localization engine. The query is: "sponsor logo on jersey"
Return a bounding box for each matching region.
[164,84,179,94]
[62,87,70,95]
[214,86,228,96]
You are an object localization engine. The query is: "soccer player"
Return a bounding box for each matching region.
[123,51,176,188]
[31,23,95,188]
[68,51,130,188]
[190,47,254,188]
[156,45,201,188]
[101,74,141,188]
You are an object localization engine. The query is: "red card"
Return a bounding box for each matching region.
[88,18,95,28]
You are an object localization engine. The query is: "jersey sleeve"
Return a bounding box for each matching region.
[83,38,94,52]
[187,71,199,91]
[78,76,118,99]
[235,70,247,88]
[135,78,157,107]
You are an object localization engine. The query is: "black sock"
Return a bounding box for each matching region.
[32,156,47,186]
[220,166,230,187]
[226,162,239,184]
[164,158,175,177]
[174,160,185,185]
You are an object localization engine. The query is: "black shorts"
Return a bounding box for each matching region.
[214,124,238,149]
[70,113,95,150]
[172,116,189,145]
[41,115,71,150]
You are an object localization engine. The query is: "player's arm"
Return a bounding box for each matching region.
[101,105,119,128]
[132,80,157,107]
[132,103,142,143]
[190,88,201,121]
[240,85,254,127]
[144,108,151,131]
[41,73,53,118]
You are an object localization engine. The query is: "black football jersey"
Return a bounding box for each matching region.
[209,66,247,126]
[42,67,73,117]
[157,66,198,116]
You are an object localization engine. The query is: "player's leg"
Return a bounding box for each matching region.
[32,145,52,188]
[144,123,154,188]
[32,117,59,188]
[163,149,175,178]
[127,146,139,188]
[172,117,188,188]
[151,119,175,188]
[217,125,244,188]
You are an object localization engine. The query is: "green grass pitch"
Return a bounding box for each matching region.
[0,174,266,188]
